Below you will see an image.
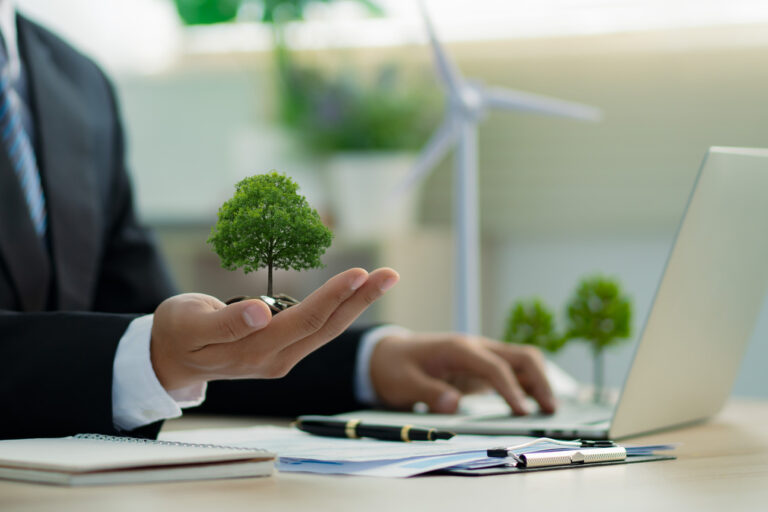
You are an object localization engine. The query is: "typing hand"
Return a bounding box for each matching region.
[150,267,399,393]
[369,334,556,415]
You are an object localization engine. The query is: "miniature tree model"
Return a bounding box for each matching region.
[565,276,631,403]
[503,299,566,353]
[208,171,333,297]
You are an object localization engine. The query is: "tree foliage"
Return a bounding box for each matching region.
[565,276,631,350]
[503,275,632,403]
[503,299,566,353]
[208,171,333,295]
[565,275,631,402]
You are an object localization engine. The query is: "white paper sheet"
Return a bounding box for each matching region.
[162,426,551,462]
[160,426,563,477]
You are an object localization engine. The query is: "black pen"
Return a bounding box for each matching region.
[294,416,455,442]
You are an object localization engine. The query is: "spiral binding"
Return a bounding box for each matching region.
[73,433,259,453]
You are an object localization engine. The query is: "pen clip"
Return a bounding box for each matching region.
[487,447,514,458]
[579,440,616,448]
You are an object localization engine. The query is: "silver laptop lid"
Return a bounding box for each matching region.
[610,147,768,439]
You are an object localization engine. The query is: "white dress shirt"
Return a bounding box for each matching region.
[113,317,408,430]
[0,1,19,79]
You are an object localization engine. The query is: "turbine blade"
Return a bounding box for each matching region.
[418,0,463,96]
[389,119,458,200]
[483,86,603,122]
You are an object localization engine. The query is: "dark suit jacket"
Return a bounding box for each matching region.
[0,16,364,440]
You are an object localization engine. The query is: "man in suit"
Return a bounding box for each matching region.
[0,5,555,440]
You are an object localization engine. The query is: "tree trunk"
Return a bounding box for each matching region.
[267,263,273,297]
[593,345,604,404]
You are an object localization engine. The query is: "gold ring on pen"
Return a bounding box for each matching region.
[345,419,361,439]
[400,424,413,442]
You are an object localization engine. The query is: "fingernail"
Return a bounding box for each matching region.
[436,390,461,413]
[243,305,269,329]
[350,273,368,290]
[379,277,399,293]
[546,397,558,413]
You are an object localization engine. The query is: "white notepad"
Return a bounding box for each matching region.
[0,434,275,486]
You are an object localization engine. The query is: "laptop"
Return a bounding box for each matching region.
[340,146,768,440]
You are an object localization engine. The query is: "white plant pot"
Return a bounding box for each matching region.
[326,151,419,241]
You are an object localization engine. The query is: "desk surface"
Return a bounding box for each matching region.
[2,400,767,512]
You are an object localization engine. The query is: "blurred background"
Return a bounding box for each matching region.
[17,0,767,397]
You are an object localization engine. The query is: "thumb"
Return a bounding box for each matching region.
[205,298,272,343]
[406,370,463,414]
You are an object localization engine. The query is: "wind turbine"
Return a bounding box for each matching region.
[393,2,603,335]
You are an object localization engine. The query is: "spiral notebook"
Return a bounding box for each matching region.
[0,434,275,486]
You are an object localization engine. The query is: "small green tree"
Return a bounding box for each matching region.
[565,276,631,403]
[503,299,566,353]
[208,171,333,296]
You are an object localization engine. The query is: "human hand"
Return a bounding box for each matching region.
[369,334,556,415]
[150,267,399,393]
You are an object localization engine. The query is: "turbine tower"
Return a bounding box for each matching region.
[393,2,603,335]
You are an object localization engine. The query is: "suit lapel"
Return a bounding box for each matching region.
[17,16,100,311]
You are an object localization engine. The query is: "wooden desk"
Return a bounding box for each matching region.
[2,400,767,512]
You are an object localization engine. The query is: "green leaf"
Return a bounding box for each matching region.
[174,0,242,25]
[174,0,383,26]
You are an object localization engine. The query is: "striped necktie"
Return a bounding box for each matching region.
[0,66,47,237]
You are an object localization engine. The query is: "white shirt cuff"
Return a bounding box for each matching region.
[112,314,207,431]
[354,325,412,405]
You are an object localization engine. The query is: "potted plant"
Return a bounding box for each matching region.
[275,51,441,240]
[173,0,437,239]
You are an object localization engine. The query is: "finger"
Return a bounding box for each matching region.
[489,343,556,414]
[398,366,463,413]
[449,375,491,395]
[185,296,273,346]
[278,268,399,363]
[199,268,372,378]
[253,267,370,350]
[447,340,531,415]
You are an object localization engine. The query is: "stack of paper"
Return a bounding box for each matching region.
[161,426,673,478]
[0,435,274,485]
